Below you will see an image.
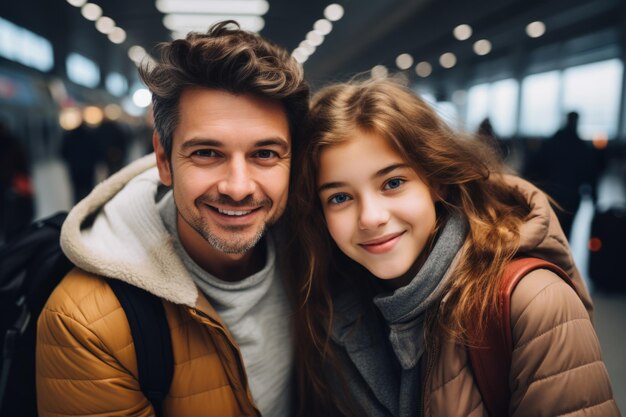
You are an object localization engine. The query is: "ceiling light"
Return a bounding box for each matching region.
[104,104,123,120]
[133,89,152,108]
[306,31,324,46]
[395,53,413,70]
[66,0,87,7]
[294,46,312,58]
[108,27,126,44]
[371,65,388,80]
[313,19,333,35]
[453,24,472,41]
[156,0,269,15]
[59,107,82,131]
[439,52,457,69]
[415,61,432,77]
[526,21,546,38]
[83,106,104,126]
[163,14,265,33]
[299,41,316,55]
[324,4,344,22]
[473,39,492,55]
[95,16,116,34]
[81,3,102,21]
[292,49,308,64]
[128,45,146,62]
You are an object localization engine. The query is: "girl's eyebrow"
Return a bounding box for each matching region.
[318,181,346,193]
[318,163,409,193]
[374,163,409,178]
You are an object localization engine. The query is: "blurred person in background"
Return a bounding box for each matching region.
[0,120,34,242]
[93,114,131,176]
[61,120,102,203]
[525,111,599,238]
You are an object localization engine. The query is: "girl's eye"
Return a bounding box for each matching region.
[383,178,405,190]
[255,150,278,159]
[328,193,351,205]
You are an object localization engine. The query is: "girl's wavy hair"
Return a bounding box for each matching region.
[139,20,309,159]
[290,77,531,416]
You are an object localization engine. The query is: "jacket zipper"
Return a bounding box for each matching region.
[191,308,261,417]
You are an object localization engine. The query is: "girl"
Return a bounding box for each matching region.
[291,79,619,417]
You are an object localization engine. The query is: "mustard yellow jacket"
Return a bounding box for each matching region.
[36,155,263,416]
[37,269,260,417]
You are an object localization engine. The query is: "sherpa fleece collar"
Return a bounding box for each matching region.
[60,153,199,307]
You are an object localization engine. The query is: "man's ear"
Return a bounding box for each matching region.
[153,131,172,186]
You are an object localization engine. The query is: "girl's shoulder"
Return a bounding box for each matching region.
[507,270,619,416]
[510,268,591,348]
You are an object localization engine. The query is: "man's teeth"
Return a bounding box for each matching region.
[217,208,252,216]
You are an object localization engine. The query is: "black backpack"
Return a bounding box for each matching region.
[0,212,173,417]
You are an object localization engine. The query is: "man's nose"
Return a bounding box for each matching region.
[217,156,256,201]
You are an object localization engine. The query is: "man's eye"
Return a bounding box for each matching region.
[383,178,405,190]
[255,150,278,159]
[192,149,219,157]
[328,193,351,205]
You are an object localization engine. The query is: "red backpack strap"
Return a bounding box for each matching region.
[468,257,576,416]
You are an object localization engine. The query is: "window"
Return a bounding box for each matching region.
[106,73,128,96]
[519,71,560,137]
[66,53,100,88]
[562,59,623,140]
[489,79,518,137]
[0,17,54,72]
[466,83,489,132]
[466,79,518,137]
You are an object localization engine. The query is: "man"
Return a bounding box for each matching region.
[525,111,599,238]
[36,21,309,417]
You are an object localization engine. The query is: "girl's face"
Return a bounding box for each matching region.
[317,130,438,282]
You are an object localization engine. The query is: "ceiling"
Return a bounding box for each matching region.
[1,0,624,91]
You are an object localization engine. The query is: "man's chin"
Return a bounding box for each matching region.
[203,228,265,255]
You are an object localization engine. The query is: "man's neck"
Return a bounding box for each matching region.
[176,217,266,282]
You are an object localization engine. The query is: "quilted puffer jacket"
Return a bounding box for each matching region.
[423,176,620,417]
[36,155,262,417]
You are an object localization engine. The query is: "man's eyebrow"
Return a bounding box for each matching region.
[317,163,409,193]
[254,138,290,151]
[180,138,223,150]
[179,137,290,151]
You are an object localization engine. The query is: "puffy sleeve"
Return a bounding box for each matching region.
[508,269,620,417]
[36,270,154,417]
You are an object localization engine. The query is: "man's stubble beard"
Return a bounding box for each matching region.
[178,197,284,255]
[198,218,266,254]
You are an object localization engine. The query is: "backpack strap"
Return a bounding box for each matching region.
[107,279,174,417]
[468,257,577,417]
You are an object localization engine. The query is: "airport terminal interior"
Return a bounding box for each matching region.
[1,0,625,410]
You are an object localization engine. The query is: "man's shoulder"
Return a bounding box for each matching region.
[42,268,121,325]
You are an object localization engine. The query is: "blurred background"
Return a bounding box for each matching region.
[0,0,624,407]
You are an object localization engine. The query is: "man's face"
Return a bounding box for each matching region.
[155,88,291,265]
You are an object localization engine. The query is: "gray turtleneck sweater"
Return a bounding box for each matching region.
[331,214,469,417]
[158,191,293,417]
